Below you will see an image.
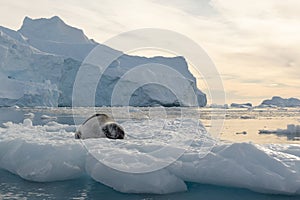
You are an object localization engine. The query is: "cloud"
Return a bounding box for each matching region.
[152,0,218,17]
[0,0,299,103]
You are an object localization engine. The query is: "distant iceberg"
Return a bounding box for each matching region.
[259,124,300,141]
[259,96,300,108]
[230,103,252,108]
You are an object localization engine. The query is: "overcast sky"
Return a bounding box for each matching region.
[0,0,299,105]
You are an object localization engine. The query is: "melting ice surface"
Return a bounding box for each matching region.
[0,111,300,196]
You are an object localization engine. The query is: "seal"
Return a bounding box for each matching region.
[75,114,125,139]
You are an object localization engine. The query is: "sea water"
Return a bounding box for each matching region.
[0,107,300,199]
[1,169,299,200]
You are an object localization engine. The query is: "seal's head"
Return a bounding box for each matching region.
[102,122,125,139]
[75,131,81,139]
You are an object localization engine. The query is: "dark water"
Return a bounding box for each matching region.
[1,107,300,199]
[0,107,77,127]
[1,169,299,200]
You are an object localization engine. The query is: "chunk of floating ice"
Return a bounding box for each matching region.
[259,124,300,139]
[40,115,57,120]
[24,112,35,118]
[240,115,254,119]
[12,105,20,109]
[0,119,300,195]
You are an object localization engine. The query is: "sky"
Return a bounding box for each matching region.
[0,0,299,105]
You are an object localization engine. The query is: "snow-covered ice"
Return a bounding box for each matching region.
[0,118,300,195]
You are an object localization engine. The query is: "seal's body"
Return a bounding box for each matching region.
[75,114,125,139]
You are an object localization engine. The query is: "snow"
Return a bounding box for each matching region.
[0,118,300,195]
[0,16,206,107]
[260,96,300,108]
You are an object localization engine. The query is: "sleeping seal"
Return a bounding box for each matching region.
[75,114,125,139]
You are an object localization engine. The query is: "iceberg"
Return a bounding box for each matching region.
[260,96,300,108]
[18,16,99,62]
[0,30,67,107]
[0,16,207,107]
[0,118,300,195]
[230,103,252,108]
[0,74,60,107]
[259,124,300,141]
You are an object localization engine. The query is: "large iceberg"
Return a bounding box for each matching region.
[18,16,99,61]
[0,16,206,107]
[0,118,300,195]
[0,30,62,107]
